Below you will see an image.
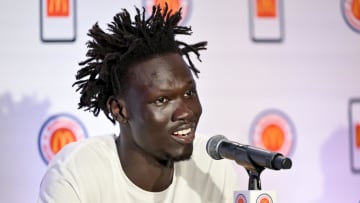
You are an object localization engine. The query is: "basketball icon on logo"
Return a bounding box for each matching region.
[143,0,192,25]
[38,113,87,164]
[341,0,360,33]
[249,109,296,156]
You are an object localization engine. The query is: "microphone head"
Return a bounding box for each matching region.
[206,135,227,160]
[273,154,293,170]
[281,157,292,169]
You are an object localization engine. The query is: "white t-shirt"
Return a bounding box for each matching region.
[38,134,240,203]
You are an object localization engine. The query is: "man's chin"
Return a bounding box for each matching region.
[171,148,193,162]
[162,145,194,163]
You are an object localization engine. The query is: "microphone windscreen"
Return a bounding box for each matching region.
[206,135,227,160]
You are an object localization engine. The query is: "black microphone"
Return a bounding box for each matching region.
[206,135,292,171]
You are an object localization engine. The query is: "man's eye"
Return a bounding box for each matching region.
[185,89,197,98]
[154,97,168,106]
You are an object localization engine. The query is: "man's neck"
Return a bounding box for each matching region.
[116,134,174,192]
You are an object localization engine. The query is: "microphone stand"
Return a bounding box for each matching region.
[225,142,267,190]
[246,165,264,190]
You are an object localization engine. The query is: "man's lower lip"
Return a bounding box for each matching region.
[171,134,194,144]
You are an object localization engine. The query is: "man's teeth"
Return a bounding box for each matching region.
[173,128,191,136]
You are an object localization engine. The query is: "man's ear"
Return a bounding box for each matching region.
[107,96,128,123]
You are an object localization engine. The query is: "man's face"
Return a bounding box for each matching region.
[123,53,202,162]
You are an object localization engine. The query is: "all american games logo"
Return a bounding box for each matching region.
[234,191,276,203]
[249,109,296,156]
[142,0,192,25]
[256,193,273,203]
[341,0,360,33]
[38,113,87,164]
[235,194,247,203]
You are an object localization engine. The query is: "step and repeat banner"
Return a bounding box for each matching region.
[0,0,360,202]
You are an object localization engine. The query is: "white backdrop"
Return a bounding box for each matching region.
[0,0,360,202]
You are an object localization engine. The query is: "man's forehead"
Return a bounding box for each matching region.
[128,53,190,80]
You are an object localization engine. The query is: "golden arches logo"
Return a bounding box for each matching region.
[250,109,295,156]
[258,198,270,203]
[50,128,76,154]
[38,114,87,164]
[352,0,360,20]
[237,199,245,203]
[154,0,181,13]
[261,124,285,151]
[257,0,276,17]
[143,0,191,25]
[256,194,273,203]
[47,0,69,17]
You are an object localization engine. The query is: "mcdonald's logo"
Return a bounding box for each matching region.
[256,194,273,203]
[249,109,296,156]
[349,98,360,173]
[154,0,181,13]
[342,0,360,33]
[40,0,76,42]
[261,124,285,151]
[143,0,192,25]
[351,0,360,20]
[235,194,247,203]
[234,191,276,203]
[257,0,277,18]
[250,0,284,42]
[38,113,87,164]
[47,0,70,17]
[50,128,76,154]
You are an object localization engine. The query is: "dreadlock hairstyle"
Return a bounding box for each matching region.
[73,4,207,124]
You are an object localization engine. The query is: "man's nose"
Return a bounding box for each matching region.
[172,99,194,122]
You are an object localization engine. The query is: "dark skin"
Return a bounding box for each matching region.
[107,53,202,192]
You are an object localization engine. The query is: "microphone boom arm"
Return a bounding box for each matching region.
[219,141,265,190]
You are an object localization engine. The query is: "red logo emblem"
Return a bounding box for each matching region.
[257,0,277,18]
[250,109,296,156]
[143,0,192,25]
[256,193,273,203]
[40,0,76,42]
[349,98,360,172]
[342,0,360,33]
[236,194,247,203]
[38,113,87,164]
[47,0,70,17]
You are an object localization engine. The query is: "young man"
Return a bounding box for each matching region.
[38,4,239,203]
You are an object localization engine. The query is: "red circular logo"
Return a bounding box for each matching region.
[256,193,273,203]
[236,194,247,203]
[250,109,296,156]
[38,113,87,164]
[342,0,360,33]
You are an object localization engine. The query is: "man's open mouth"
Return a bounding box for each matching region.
[171,128,194,144]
